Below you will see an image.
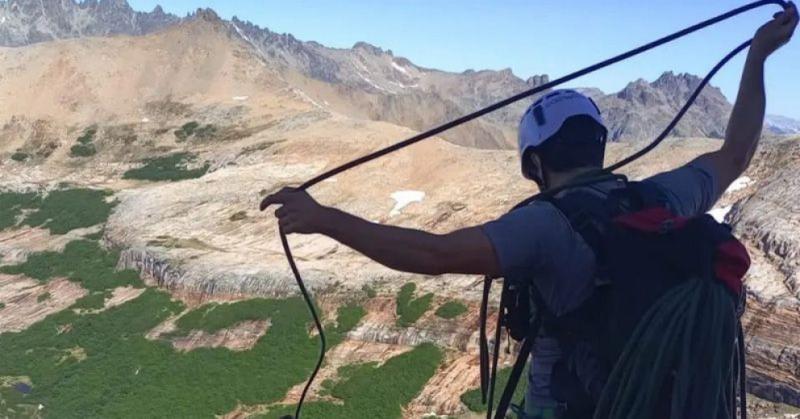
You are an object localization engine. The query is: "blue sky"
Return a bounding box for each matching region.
[129,0,799,119]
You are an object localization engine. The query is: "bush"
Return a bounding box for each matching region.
[71,291,112,310]
[334,304,366,334]
[123,152,210,182]
[37,292,51,303]
[263,343,443,419]
[69,143,97,157]
[435,301,468,319]
[362,284,377,298]
[11,152,29,162]
[23,188,115,234]
[0,240,140,292]
[460,366,529,413]
[76,127,98,145]
[173,121,199,142]
[396,283,433,327]
[0,191,42,231]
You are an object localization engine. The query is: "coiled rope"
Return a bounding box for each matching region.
[261,2,788,417]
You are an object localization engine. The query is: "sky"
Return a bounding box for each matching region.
[129,0,799,119]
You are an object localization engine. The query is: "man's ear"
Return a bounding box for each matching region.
[527,153,547,189]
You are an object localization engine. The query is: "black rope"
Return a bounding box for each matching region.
[262,1,787,417]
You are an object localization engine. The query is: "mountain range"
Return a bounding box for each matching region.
[1,0,798,149]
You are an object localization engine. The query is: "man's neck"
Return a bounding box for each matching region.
[544,167,603,191]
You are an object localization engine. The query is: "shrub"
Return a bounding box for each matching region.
[229,211,247,222]
[173,121,199,142]
[70,143,97,157]
[71,291,112,310]
[0,191,42,231]
[362,284,377,298]
[334,304,366,334]
[460,366,529,413]
[37,292,51,303]
[76,127,98,145]
[11,152,29,162]
[23,188,115,234]
[263,343,443,419]
[396,283,433,327]
[123,152,209,182]
[0,240,140,292]
[435,301,468,319]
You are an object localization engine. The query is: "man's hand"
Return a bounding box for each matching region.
[260,187,330,234]
[751,1,797,60]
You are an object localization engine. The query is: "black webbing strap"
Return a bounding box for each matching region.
[494,313,544,419]
[486,285,507,419]
[480,275,493,403]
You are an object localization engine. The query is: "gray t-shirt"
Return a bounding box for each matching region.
[481,162,720,408]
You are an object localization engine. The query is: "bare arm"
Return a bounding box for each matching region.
[260,189,501,277]
[694,3,797,189]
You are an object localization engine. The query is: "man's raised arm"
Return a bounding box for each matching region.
[695,3,797,190]
[260,188,501,277]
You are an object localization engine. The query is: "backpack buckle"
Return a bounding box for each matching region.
[659,219,675,234]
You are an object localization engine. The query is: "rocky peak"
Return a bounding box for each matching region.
[191,7,221,24]
[352,41,385,55]
[0,0,181,46]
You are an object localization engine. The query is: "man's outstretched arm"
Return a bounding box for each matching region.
[261,188,501,277]
[695,3,797,190]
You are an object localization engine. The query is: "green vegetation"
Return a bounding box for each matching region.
[11,152,29,162]
[123,152,210,182]
[0,191,41,231]
[229,211,248,222]
[36,292,51,303]
[362,284,377,298]
[0,303,5,310]
[263,343,443,419]
[76,127,97,145]
[174,121,200,141]
[70,143,97,157]
[460,366,529,413]
[23,188,115,234]
[0,240,140,292]
[70,126,99,158]
[396,283,433,327]
[334,303,366,334]
[435,301,468,319]
[0,245,347,419]
[175,299,275,334]
[173,121,219,142]
[71,291,112,310]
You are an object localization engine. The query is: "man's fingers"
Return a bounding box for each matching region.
[259,187,298,211]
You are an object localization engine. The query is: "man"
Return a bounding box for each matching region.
[262,5,797,418]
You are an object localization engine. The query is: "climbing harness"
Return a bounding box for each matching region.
[261,1,790,418]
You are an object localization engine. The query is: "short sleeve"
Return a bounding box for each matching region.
[644,160,721,217]
[481,202,597,315]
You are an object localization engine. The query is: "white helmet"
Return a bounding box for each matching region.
[518,89,606,179]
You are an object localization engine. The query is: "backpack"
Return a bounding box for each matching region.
[478,177,750,419]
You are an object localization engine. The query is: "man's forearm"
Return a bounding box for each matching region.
[722,49,767,174]
[319,207,447,275]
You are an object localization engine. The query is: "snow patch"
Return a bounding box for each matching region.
[391,61,409,75]
[141,118,150,123]
[390,191,425,216]
[232,22,259,51]
[708,206,732,223]
[355,71,395,94]
[726,176,753,193]
[232,96,249,101]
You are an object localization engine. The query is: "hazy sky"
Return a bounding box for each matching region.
[129,0,799,119]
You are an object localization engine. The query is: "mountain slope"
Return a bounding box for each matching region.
[0,0,179,46]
